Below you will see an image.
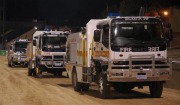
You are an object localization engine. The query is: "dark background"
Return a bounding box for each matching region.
[0,0,180,48]
[5,0,108,26]
[2,0,180,26]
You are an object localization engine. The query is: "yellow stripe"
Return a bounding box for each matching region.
[93,51,109,57]
[77,51,87,56]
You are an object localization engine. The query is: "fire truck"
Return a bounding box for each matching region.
[27,31,68,78]
[65,16,172,98]
[7,39,31,67]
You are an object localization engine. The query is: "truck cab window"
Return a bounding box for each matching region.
[39,36,41,49]
[42,35,67,52]
[102,26,109,48]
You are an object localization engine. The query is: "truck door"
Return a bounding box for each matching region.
[93,25,109,58]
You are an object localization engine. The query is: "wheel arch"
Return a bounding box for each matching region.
[93,59,108,74]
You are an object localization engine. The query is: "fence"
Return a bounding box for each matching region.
[0,50,6,56]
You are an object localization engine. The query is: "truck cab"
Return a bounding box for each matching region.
[7,39,30,67]
[28,31,68,77]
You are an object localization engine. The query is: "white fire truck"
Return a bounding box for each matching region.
[65,16,172,98]
[27,31,68,78]
[7,39,31,67]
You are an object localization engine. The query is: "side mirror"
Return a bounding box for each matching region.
[33,40,36,46]
[94,30,101,42]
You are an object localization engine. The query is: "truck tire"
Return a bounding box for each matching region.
[28,68,36,76]
[36,65,42,78]
[28,68,33,76]
[98,72,110,99]
[32,69,36,76]
[81,83,89,91]
[72,68,81,91]
[8,60,11,67]
[149,82,163,98]
[28,63,33,76]
[10,60,14,67]
[113,83,134,93]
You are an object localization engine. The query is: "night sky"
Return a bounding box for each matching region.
[6,0,109,26]
[5,0,180,26]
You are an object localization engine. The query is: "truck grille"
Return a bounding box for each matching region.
[111,55,171,69]
[42,56,64,61]
[41,55,65,68]
[42,56,52,60]
[54,56,64,61]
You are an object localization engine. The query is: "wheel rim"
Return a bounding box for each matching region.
[99,76,103,94]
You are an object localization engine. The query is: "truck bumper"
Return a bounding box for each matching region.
[40,60,65,70]
[107,55,172,82]
[12,57,28,64]
[35,55,66,73]
[107,68,171,82]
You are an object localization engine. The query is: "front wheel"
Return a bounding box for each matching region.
[28,63,33,76]
[35,65,42,78]
[28,68,33,76]
[98,72,110,99]
[149,82,163,98]
[8,59,11,67]
[10,60,15,67]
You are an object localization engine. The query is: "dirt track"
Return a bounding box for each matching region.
[0,56,180,105]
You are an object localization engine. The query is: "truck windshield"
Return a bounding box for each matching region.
[42,36,67,52]
[14,42,28,52]
[111,19,164,46]
[110,19,167,51]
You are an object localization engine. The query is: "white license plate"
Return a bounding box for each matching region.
[136,75,147,79]
[55,62,61,66]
